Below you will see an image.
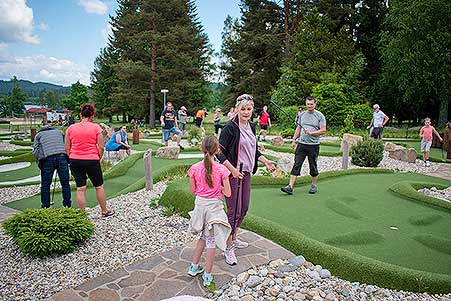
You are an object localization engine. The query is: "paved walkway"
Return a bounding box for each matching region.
[46,230,294,301]
[428,163,451,181]
[0,204,20,223]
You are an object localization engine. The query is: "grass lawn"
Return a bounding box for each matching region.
[249,173,451,275]
[0,162,40,181]
[6,156,199,211]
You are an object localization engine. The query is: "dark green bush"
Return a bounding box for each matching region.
[350,139,384,167]
[9,140,33,146]
[2,208,94,257]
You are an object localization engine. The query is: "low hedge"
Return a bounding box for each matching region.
[0,150,31,157]
[160,168,451,294]
[9,140,33,146]
[103,153,142,180]
[389,181,451,210]
[0,152,35,165]
[2,208,94,257]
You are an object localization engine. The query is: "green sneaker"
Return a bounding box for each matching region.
[187,264,204,276]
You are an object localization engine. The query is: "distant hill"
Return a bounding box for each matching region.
[0,79,71,97]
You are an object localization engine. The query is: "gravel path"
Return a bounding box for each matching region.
[214,258,451,301]
[0,182,195,301]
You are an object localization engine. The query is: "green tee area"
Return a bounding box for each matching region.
[5,154,199,211]
[161,170,451,293]
[0,162,40,181]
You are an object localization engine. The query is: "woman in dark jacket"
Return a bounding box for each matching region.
[217,94,275,265]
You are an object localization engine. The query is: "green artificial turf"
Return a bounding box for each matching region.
[248,173,451,275]
[0,162,40,181]
[6,156,199,211]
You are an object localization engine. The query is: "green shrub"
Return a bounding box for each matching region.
[2,208,94,257]
[273,105,298,129]
[350,139,384,167]
[187,125,202,146]
[280,128,295,138]
[9,140,33,146]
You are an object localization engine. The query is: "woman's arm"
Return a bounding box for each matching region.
[64,134,71,155]
[97,133,105,159]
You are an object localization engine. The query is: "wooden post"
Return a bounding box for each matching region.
[342,140,349,169]
[133,129,140,144]
[30,128,37,142]
[447,139,451,159]
[144,149,153,191]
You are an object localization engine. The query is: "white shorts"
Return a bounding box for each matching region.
[421,140,432,152]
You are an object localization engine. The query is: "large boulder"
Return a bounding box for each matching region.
[384,142,397,152]
[341,133,363,151]
[388,146,417,163]
[99,123,114,143]
[156,146,180,159]
[271,136,284,147]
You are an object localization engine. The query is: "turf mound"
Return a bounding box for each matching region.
[325,230,384,246]
[414,234,451,255]
[408,214,443,226]
[325,197,362,219]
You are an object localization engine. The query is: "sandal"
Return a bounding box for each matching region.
[101,210,115,218]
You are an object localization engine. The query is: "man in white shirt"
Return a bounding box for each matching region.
[367,104,389,139]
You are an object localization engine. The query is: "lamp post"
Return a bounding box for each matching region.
[161,89,168,109]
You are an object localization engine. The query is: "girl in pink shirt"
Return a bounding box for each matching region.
[187,136,231,288]
[419,117,442,167]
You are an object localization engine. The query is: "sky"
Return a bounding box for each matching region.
[0,0,241,86]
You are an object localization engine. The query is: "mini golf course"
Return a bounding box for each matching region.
[390,139,449,163]
[161,169,451,293]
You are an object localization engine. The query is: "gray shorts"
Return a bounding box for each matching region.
[421,140,432,152]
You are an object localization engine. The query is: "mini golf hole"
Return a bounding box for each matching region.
[390,226,399,230]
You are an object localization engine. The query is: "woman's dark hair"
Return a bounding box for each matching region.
[80,104,95,118]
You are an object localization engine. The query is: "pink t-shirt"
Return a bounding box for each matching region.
[66,122,102,160]
[420,126,434,142]
[188,161,230,199]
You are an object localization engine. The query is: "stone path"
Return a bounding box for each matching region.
[46,230,294,301]
[0,204,20,223]
[428,163,451,181]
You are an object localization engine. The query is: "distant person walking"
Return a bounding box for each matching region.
[367,104,389,139]
[68,112,75,125]
[105,125,131,155]
[258,105,271,141]
[187,135,232,287]
[213,108,223,135]
[160,102,184,149]
[227,107,235,120]
[420,117,443,167]
[218,94,276,265]
[178,106,188,136]
[65,104,114,217]
[281,96,326,195]
[195,108,207,128]
[33,124,71,208]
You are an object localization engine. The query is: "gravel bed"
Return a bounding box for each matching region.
[0,182,195,301]
[0,185,41,204]
[214,257,451,301]
[0,141,31,151]
[260,149,440,175]
[419,186,451,203]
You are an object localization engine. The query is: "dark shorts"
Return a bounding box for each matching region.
[69,159,104,188]
[195,117,203,127]
[371,127,383,139]
[260,125,268,130]
[291,143,320,177]
[110,144,128,151]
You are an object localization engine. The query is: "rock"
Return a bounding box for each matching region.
[407,148,417,163]
[283,286,295,293]
[245,276,263,288]
[313,265,322,272]
[288,255,306,267]
[259,268,268,277]
[269,288,280,297]
[306,270,321,281]
[278,264,297,273]
[271,136,284,147]
[269,259,285,267]
[384,142,397,152]
[240,295,255,301]
[237,272,249,284]
[293,293,306,300]
[341,133,363,151]
[364,285,376,294]
[303,261,314,269]
[307,290,320,298]
[431,186,437,191]
[388,146,417,163]
[319,269,331,279]
[99,123,114,143]
[341,288,350,297]
[155,146,180,159]
[312,296,323,301]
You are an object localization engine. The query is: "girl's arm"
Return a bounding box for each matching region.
[189,177,197,194]
[222,177,231,198]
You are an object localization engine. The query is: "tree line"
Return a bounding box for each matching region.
[220,0,451,127]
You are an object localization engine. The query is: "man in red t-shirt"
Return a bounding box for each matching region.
[258,105,271,141]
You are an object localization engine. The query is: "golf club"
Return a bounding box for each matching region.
[232,163,244,237]
[51,170,57,206]
[270,100,302,127]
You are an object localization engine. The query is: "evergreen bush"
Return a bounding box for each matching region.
[2,208,94,257]
[350,139,384,167]
[280,128,295,138]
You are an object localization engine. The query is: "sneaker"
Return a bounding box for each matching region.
[101,210,115,218]
[179,144,185,150]
[232,239,249,249]
[309,185,317,194]
[202,273,213,287]
[224,247,237,265]
[187,264,204,276]
[281,185,293,195]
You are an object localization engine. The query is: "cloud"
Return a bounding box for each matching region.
[78,0,108,15]
[0,0,39,44]
[38,23,49,31]
[101,23,113,42]
[0,54,90,86]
